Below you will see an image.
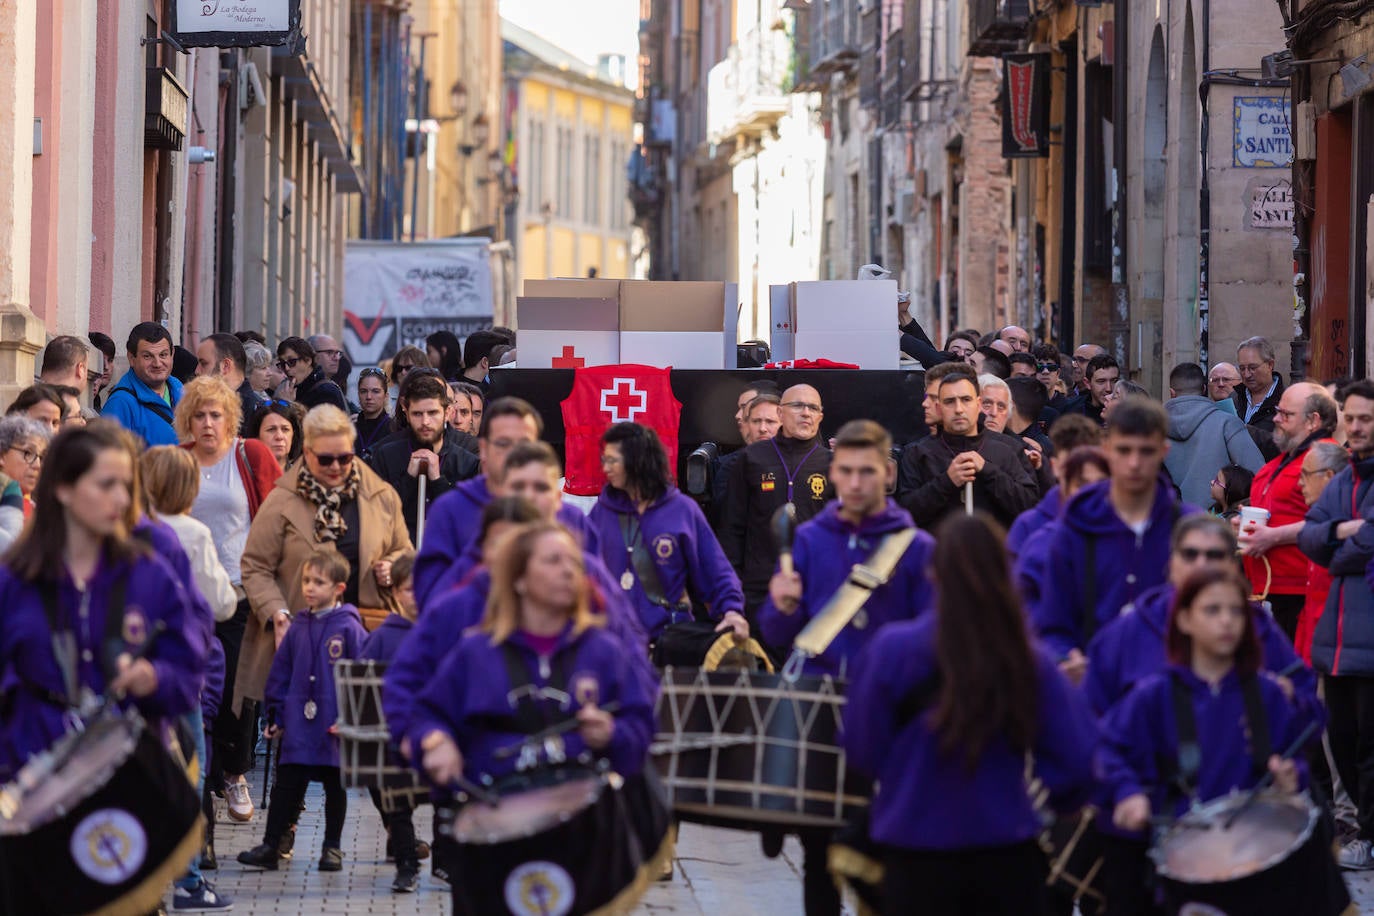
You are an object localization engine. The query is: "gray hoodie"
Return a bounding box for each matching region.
[1164,395,1265,507]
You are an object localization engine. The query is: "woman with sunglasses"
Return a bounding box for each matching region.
[386,346,431,415]
[276,336,347,412]
[240,405,412,718]
[0,414,51,518]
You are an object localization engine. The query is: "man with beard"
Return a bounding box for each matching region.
[1239,382,1337,641]
[721,383,833,620]
[367,371,479,542]
[898,371,1039,528]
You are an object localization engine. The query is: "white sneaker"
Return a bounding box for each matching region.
[1339,838,1374,870]
[225,777,254,823]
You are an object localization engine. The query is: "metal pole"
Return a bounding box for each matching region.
[362,3,373,238]
[416,470,427,551]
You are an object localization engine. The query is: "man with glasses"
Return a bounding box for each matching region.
[100,321,183,447]
[1233,336,1286,438]
[898,371,1038,528]
[1162,362,1264,508]
[998,325,1032,352]
[1299,378,1374,869]
[1070,343,1106,396]
[368,372,479,543]
[411,397,597,606]
[1238,382,1337,641]
[721,384,834,621]
[1207,362,1242,415]
[307,334,344,378]
[1064,353,1119,426]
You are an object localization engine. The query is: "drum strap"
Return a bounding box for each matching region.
[1167,672,1272,800]
[498,642,574,737]
[619,514,692,618]
[35,576,129,708]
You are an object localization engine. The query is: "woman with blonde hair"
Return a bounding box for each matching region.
[408,521,657,912]
[174,375,282,823]
[240,404,411,714]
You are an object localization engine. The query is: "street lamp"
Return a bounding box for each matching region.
[460,113,491,157]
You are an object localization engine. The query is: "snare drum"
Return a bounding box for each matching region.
[653,667,869,828]
[0,710,203,916]
[333,660,428,812]
[1152,791,1351,916]
[444,767,671,916]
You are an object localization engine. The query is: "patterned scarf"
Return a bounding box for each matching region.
[296,463,360,543]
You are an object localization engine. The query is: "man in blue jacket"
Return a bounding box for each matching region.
[1300,378,1374,869]
[1034,396,1199,684]
[762,419,935,916]
[100,321,183,447]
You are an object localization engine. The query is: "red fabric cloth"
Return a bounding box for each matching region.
[1244,445,1325,594]
[181,437,282,519]
[1297,561,1332,664]
[762,358,861,369]
[560,364,682,496]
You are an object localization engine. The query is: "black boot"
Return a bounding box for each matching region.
[237,843,280,871]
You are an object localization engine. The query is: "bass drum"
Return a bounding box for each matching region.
[444,767,672,916]
[0,710,203,916]
[1152,791,1350,916]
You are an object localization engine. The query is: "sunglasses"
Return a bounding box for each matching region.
[276,356,303,370]
[1036,363,1059,373]
[359,367,387,382]
[1177,547,1229,562]
[309,451,354,468]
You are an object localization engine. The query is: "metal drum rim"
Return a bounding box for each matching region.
[1150,791,1319,885]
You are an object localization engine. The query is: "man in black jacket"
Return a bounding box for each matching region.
[1233,335,1286,458]
[367,372,479,542]
[898,371,1039,527]
[720,383,833,616]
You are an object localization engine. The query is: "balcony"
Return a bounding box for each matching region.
[706,26,792,144]
[968,0,1030,56]
[880,30,905,127]
[809,0,860,77]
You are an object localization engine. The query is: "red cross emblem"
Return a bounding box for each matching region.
[600,378,647,423]
[551,345,585,369]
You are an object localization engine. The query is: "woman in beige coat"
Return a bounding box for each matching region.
[238,405,413,714]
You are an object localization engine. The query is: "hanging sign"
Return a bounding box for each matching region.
[169,0,302,49]
[1001,53,1051,158]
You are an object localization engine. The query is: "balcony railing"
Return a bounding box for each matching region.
[706,26,792,143]
[968,0,1030,56]
[807,0,860,77]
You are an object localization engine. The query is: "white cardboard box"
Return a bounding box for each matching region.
[520,329,621,368]
[768,284,794,362]
[791,280,896,331]
[619,280,738,369]
[619,331,727,370]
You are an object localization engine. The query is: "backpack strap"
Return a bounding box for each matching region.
[1241,675,1273,779]
[497,641,574,736]
[1167,672,1201,801]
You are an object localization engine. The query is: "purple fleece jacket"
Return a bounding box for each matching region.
[1006,485,1060,558]
[0,552,205,781]
[1096,665,1315,827]
[1033,476,1199,658]
[843,615,1096,851]
[759,500,934,677]
[264,603,367,767]
[407,625,654,784]
[360,613,414,663]
[588,485,744,638]
[412,475,599,607]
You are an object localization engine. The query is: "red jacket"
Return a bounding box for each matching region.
[181,437,282,519]
[1244,446,1314,595]
[1298,561,1332,663]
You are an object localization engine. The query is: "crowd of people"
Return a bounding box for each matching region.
[0,315,1362,916]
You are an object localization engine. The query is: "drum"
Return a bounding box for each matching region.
[333,660,428,812]
[0,710,203,916]
[1151,791,1351,916]
[1040,808,1105,915]
[650,620,774,673]
[652,667,869,828]
[444,767,672,916]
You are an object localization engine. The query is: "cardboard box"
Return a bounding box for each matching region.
[791,280,896,331]
[517,296,620,368]
[618,280,738,369]
[793,329,900,369]
[768,284,794,362]
[523,278,624,299]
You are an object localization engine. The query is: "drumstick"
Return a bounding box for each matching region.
[451,774,501,807]
[491,702,624,760]
[1222,719,1321,830]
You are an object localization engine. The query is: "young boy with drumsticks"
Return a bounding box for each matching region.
[238,549,367,873]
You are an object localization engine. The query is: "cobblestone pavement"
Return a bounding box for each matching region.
[184,758,1374,914]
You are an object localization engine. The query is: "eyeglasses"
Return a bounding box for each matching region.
[309,450,354,468]
[782,401,823,414]
[275,356,302,370]
[1177,547,1230,562]
[1272,407,1307,420]
[6,447,42,467]
[1209,376,1241,386]
[1238,364,1267,374]
[1036,363,1059,373]
[316,349,341,358]
[1300,467,1336,479]
[600,455,623,466]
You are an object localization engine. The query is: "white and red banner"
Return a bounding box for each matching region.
[560,365,683,496]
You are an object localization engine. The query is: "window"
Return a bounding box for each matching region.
[527,120,544,217]
[584,135,601,225]
[556,125,574,218]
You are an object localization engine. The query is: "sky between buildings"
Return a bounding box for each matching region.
[500,0,641,90]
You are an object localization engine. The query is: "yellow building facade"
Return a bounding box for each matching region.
[502,20,635,290]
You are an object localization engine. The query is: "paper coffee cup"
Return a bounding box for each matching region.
[1239,506,1270,526]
